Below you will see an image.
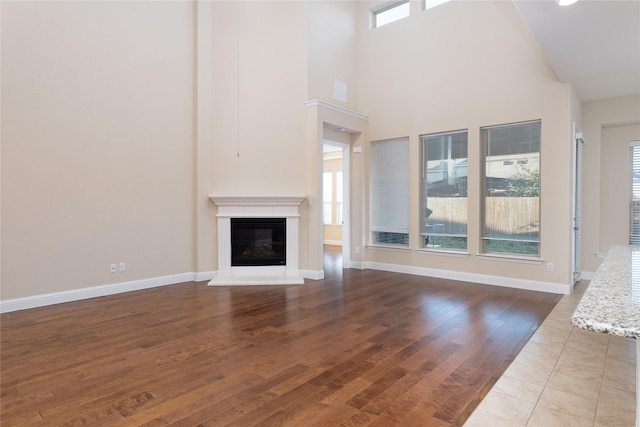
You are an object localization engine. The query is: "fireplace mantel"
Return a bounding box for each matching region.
[209,196,305,209]
[208,195,306,286]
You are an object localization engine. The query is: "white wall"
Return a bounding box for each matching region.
[307,0,359,109]
[582,95,640,273]
[355,0,573,289]
[1,1,195,300]
[208,1,308,196]
[600,123,640,250]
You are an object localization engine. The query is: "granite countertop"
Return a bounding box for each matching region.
[571,245,640,339]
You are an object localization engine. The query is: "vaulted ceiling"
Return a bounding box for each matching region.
[514,0,640,102]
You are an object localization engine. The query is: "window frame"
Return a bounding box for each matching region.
[420,129,469,252]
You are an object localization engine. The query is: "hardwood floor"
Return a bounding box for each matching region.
[1,246,560,426]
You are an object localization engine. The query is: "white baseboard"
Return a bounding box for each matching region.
[194,271,215,282]
[323,240,342,246]
[365,261,572,295]
[1,269,325,313]
[301,269,324,280]
[0,273,196,313]
[349,260,366,269]
[1,263,575,314]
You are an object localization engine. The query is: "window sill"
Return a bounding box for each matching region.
[477,253,543,264]
[416,248,469,258]
[367,244,411,252]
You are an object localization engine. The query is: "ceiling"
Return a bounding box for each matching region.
[513,0,640,102]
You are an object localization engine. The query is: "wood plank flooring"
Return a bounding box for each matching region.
[1,246,561,426]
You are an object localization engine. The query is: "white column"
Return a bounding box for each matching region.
[285,216,299,277]
[217,217,232,279]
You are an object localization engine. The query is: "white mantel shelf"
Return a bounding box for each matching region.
[208,195,306,286]
[209,196,306,208]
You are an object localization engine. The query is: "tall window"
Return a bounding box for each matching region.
[421,130,468,250]
[482,121,541,256]
[630,141,640,244]
[323,171,332,225]
[370,137,409,245]
[336,171,344,226]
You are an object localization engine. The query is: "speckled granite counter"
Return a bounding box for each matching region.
[571,244,640,427]
[571,245,640,338]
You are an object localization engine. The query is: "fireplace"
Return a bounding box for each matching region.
[231,218,286,266]
[208,196,305,285]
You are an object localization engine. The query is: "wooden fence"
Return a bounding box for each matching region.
[427,197,539,235]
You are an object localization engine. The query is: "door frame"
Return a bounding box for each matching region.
[571,121,584,284]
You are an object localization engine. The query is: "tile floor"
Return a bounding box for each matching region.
[464,281,637,427]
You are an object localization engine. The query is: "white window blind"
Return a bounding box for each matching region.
[630,141,640,244]
[370,138,409,245]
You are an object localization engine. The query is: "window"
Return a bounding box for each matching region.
[630,141,640,244]
[481,121,541,256]
[370,138,409,245]
[421,130,468,250]
[336,171,344,226]
[323,170,343,227]
[372,1,409,28]
[323,171,332,225]
[422,0,450,11]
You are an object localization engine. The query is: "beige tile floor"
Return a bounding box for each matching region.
[464,281,637,427]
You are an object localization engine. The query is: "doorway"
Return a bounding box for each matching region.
[305,100,367,279]
[322,138,350,271]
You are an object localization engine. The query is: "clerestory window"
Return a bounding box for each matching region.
[372,1,410,28]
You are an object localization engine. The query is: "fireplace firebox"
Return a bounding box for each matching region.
[231,218,286,266]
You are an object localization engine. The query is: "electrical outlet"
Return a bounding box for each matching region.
[119,262,126,272]
[547,262,554,272]
[110,263,116,273]
[355,246,360,254]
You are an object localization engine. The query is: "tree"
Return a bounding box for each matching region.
[508,166,539,197]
